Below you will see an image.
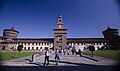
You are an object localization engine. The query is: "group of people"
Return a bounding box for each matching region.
[63,47,82,57]
[43,47,82,66]
[43,48,60,66]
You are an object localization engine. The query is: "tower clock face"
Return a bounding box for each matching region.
[59,25,61,28]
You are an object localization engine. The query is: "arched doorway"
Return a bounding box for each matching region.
[2,46,5,50]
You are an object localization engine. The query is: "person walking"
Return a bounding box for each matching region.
[78,49,82,57]
[71,46,75,55]
[58,48,62,55]
[67,49,70,55]
[63,49,66,55]
[43,48,50,66]
[54,50,60,65]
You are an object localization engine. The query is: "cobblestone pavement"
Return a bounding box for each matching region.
[0,51,119,71]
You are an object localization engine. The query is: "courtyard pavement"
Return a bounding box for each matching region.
[0,51,119,71]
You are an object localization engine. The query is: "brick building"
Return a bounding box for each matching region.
[0,15,109,51]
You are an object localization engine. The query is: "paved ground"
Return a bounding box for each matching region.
[0,51,119,71]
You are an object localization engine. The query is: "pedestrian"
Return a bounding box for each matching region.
[71,46,75,55]
[58,48,62,55]
[43,48,50,66]
[71,49,74,55]
[63,49,66,55]
[54,50,60,65]
[67,49,70,55]
[78,49,82,57]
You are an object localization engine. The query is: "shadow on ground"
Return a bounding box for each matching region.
[0,63,119,71]
[82,55,99,62]
[0,65,118,71]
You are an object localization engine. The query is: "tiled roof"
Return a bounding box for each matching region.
[102,27,118,33]
[4,27,19,33]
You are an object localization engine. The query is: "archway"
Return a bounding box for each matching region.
[2,46,5,50]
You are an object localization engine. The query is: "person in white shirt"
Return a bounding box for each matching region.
[43,48,50,66]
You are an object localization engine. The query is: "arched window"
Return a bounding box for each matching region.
[32,47,34,50]
[24,47,26,50]
[32,43,34,45]
[28,43,30,45]
[2,46,5,50]
[36,47,38,50]
[40,47,42,49]
[97,43,99,45]
[28,47,30,50]
[81,43,83,45]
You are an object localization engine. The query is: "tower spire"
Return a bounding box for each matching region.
[58,14,62,18]
[57,14,63,29]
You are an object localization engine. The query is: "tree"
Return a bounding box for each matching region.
[17,45,23,52]
[88,45,95,57]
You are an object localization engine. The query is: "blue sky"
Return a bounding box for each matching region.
[0,0,120,38]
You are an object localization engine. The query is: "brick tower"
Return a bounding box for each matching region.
[53,14,67,51]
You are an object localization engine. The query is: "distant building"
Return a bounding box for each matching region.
[3,27,19,40]
[102,27,119,40]
[102,27,120,50]
[0,15,109,51]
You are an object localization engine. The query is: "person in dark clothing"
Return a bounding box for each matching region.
[54,50,60,65]
[71,50,74,55]
[72,46,75,55]
[67,49,70,55]
[63,49,66,55]
[43,48,50,66]
[78,49,82,57]
[58,49,62,55]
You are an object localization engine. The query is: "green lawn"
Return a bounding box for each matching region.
[82,50,120,60]
[0,51,40,60]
